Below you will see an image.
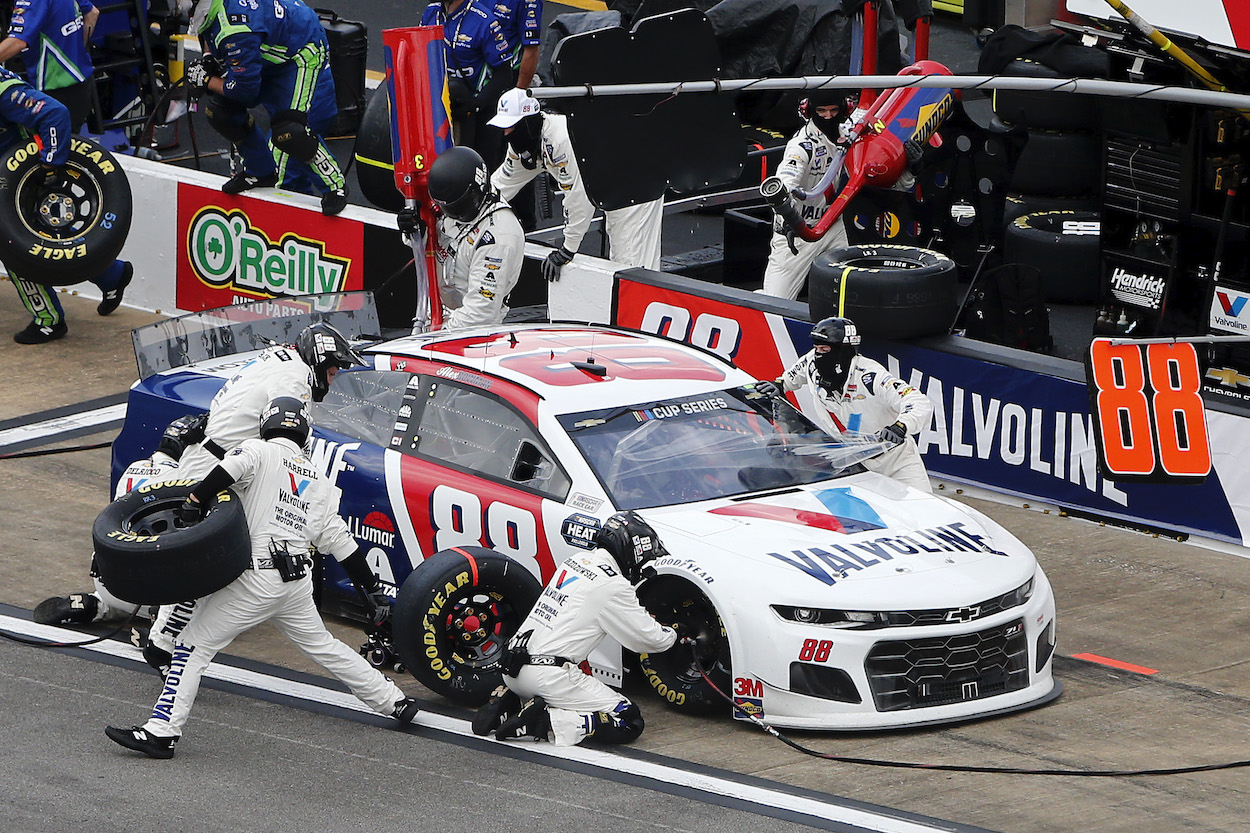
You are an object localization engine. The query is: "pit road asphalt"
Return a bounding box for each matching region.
[3,289,1250,833]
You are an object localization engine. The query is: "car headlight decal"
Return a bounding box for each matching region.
[771,577,1037,630]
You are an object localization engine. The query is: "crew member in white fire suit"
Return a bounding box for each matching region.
[761,317,934,492]
[419,145,525,330]
[487,88,664,275]
[471,511,687,746]
[105,398,419,759]
[145,322,364,672]
[32,414,205,628]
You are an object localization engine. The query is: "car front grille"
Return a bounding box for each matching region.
[864,618,1030,711]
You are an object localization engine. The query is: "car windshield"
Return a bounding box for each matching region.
[559,386,887,510]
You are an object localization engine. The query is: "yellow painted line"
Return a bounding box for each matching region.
[552,0,607,9]
[366,69,385,83]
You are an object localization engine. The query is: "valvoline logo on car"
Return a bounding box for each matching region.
[561,513,601,550]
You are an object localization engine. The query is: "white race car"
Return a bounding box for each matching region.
[113,293,1058,730]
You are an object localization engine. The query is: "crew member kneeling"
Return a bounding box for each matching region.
[472,512,681,746]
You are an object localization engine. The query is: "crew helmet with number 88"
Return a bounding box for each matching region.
[594,511,669,584]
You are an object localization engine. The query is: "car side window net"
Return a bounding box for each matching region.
[311,369,409,447]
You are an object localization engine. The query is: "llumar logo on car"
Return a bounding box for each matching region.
[186,207,349,296]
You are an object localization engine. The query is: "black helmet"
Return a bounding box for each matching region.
[593,511,669,584]
[801,88,851,141]
[295,322,363,402]
[428,146,492,221]
[809,317,860,395]
[259,396,312,448]
[156,413,207,461]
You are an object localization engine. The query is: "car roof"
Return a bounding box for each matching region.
[366,323,754,411]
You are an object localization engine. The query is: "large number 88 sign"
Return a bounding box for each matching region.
[1087,339,1211,481]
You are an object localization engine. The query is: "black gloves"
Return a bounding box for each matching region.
[341,546,392,628]
[754,380,781,398]
[903,139,925,173]
[877,420,909,446]
[175,497,207,525]
[180,413,208,447]
[671,622,713,652]
[396,206,426,239]
[541,246,574,282]
[367,590,392,629]
[184,57,212,98]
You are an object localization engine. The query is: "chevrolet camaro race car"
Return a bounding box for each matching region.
[110,292,1059,730]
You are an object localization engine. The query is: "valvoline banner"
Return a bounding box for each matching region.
[175,183,365,312]
[614,274,1247,545]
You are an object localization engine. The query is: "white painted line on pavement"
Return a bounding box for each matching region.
[0,404,127,449]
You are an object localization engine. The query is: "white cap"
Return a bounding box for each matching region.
[488,88,541,128]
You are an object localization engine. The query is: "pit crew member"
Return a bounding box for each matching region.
[180,0,350,215]
[762,316,934,492]
[472,511,684,746]
[105,398,419,759]
[32,414,206,627]
[145,322,362,670]
[422,0,513,167]
[0,57,132,344]
[409,145,524,330]
[487,88,664,277]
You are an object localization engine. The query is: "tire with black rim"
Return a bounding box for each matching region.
[637,576,731,715]
[1004,209,1102,303]
[392,546,542,706]
[92,481,250,605]
[0,136,133,283]
[808,244,958,338]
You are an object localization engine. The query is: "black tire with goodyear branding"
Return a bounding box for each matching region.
[0,136,133,284]
[808,244,958,339]
[393,546,542,706]
[1004,191,1100,225]
[637,576,731,715]
[1004,209,1102,303]
[352,89,405,213]
[92,481,250,605]
[992,58,1099,132]
[1008,129,1101,197]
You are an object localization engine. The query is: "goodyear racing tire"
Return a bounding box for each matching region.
[638,577,731,715]
[1008,129,1100,197]
[992,58,1099,132]
[808,244,958,339]
[1004,209,1101,303]
[91,481,250,605]
[353,90,405,213]
[0,136,133,284]
[1003,191,1099,225]
[392,546,542,707]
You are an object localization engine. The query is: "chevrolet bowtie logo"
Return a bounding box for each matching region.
[946,606,981,623]
[1206,366,1250,388]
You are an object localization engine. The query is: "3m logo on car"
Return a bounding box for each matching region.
[561,513,600,550]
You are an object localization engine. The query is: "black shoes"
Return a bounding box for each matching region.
[495,696,551,741]
[97,261,134,316]
[472,686,521,736]
[105,726,177,759]
[222,170,278,195]
[33,593,99,625]
[393,697,420,726]
[321,187,348,216]
[14,321,67,344]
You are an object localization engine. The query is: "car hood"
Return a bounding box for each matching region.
[642,472,1036,609]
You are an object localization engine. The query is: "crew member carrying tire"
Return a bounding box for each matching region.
[0,62,133,344]
[105,398,418,760]
[33,414,206,629]
[759,316,935,492]
[179,0,350,215]
[471,511,690,746]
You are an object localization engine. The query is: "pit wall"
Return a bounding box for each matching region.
[32,155,1250,550]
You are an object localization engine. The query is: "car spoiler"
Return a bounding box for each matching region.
[130,291,382,380]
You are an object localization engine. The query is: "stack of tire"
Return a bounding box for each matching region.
[996,58,1103,304]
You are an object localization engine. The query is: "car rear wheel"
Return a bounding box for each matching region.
[392,546,542,706]
[638,576,731,714]
[92,481,250,605]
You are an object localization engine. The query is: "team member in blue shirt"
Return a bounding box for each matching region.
[0,7,132,344]
[490,0,542,90]
[422,0,513,167]
[181,0,349,215]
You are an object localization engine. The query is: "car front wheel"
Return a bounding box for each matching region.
[638,576,731,714]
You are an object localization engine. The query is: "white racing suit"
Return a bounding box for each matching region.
[503,549,677,746]
[490,113,663,270]
[779,352,935,492]
[141,437,406,740]
[760,120,851,300]
[436,197,526,330]
[150,344,315,653]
